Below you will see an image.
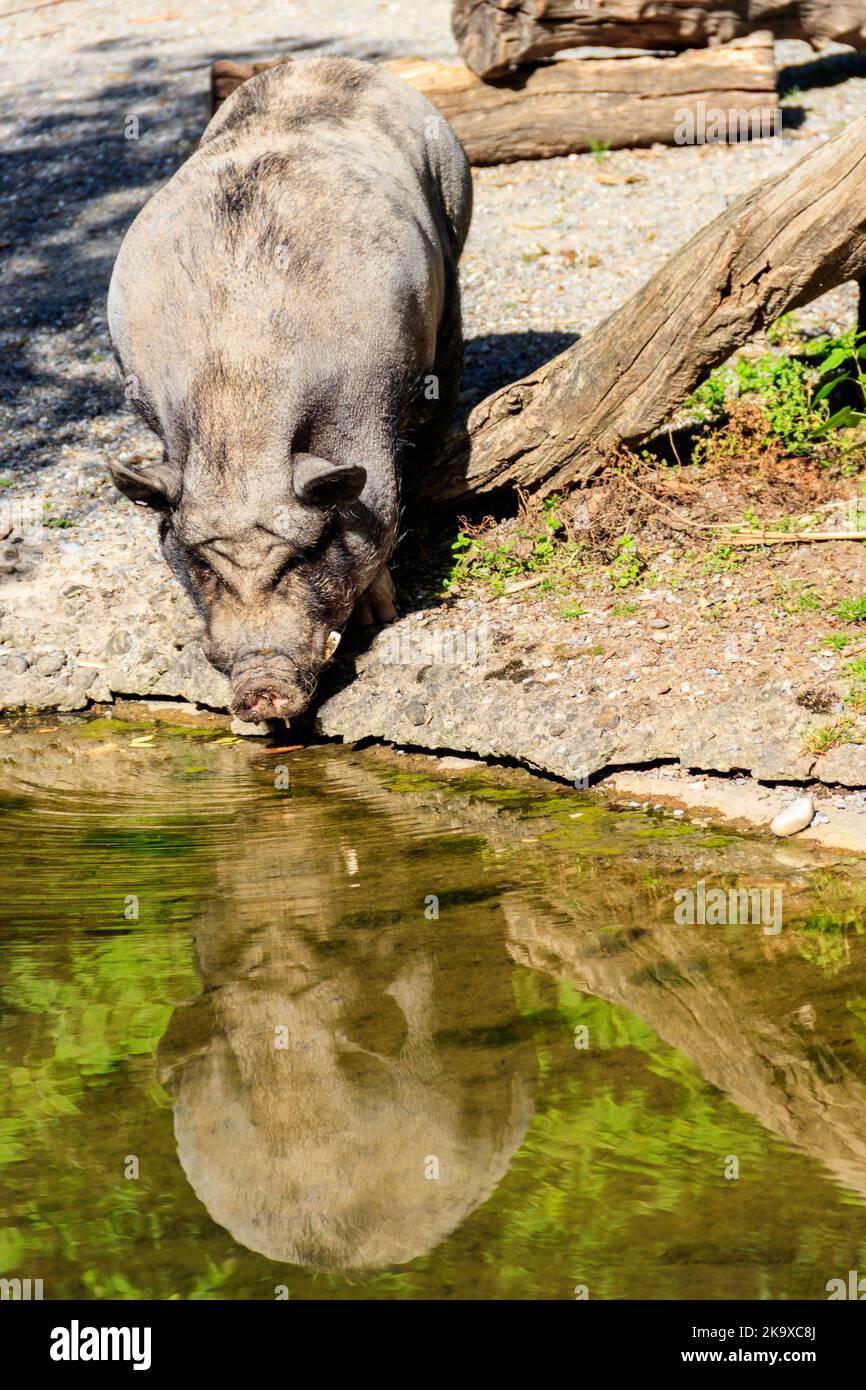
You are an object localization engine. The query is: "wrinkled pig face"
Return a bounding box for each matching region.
[110,452,382,722]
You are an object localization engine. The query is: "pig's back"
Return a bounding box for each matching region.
[202,57,471,257]
[108,58,471,404]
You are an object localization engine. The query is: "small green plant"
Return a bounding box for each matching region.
[684,373,727,423]
[612,599,639,616]
[823,633,854,651]
[589,139,611,164]
[701,544,742,575]
[733,354,821,453]
[684,330,866,454]
[445,496,582,596]
[561,601,585,619]
[844,658,866,710]
[797,589,823,613]
[607,535,643,588]
[807,328,866,435]
[775,581,823,615]
[801,716,856,757]
[835,596,866,624]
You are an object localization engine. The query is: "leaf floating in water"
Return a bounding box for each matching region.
[214,737,240,745]
[262,746,305,755]
[129,735,155,747]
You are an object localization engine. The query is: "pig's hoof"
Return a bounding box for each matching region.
[353,566,397,626]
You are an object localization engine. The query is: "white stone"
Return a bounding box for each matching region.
[769,795,815,837]
[230,716,269,737]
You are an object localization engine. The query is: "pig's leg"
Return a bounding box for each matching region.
[353,565,397,626]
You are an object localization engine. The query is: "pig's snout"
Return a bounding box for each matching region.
[230,651,312,724]
[232,686,301,724]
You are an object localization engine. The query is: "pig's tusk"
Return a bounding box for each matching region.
[324,630,342,661]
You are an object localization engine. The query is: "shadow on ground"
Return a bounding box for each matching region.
[0,37,394,472]
[779,48,866,97]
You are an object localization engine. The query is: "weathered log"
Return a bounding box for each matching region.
[453,0,866,78]
[211,39,777,163]
[429,109,866,499]
[387,37,777,162]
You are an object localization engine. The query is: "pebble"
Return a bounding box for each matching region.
[0,651,28,672]
[230,716,269,737]
[769,795,815,837]
[404,699,429,727]
[32,649,64,676]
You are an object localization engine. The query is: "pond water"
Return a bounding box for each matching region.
[2,717,866,1301]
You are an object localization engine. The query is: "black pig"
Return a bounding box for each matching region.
[107,58,471,721]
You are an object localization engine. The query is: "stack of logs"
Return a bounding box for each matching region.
[210,2,866,164]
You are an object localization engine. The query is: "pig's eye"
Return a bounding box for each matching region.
[189,553,219,587]
[273,523,334,586]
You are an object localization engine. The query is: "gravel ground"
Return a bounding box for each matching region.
[4,3,866,832]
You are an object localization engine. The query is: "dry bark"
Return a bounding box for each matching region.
[425,108,866,499]
[453,0,866,78]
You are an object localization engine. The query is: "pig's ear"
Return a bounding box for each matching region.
[109,458,178,510]
[292,454,367,507]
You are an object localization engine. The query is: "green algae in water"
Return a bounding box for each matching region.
[72,717,153,738]
[1,729,866,1299]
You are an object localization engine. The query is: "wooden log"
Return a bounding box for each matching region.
[387,36,777,163]
[453,0,866,79]
[429,108,866,499]
[209,37,778,164]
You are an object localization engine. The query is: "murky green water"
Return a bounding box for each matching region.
[2,718,866,1300]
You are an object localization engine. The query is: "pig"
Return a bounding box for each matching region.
[106,57,471,722]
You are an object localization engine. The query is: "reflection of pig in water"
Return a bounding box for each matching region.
[107,58,471,722]
[158,913,534,1273]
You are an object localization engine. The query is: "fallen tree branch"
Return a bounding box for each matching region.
[502,574,551,593]
[427,110,866,500]
[452,0,866,78]
[722,530,866,543]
